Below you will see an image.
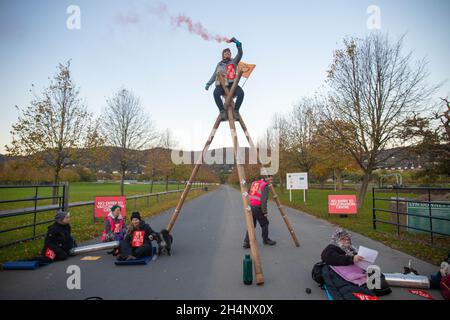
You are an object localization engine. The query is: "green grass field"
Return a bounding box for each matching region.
[0,182,214,264]
[273,187,449,265]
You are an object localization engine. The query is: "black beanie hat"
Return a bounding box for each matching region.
[131,211,141,221]
[110,204,121,212]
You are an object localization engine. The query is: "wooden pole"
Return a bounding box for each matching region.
[166,114,222,232]
[268,183,300,247]
[218,72,265,285]
[237,115,300,247]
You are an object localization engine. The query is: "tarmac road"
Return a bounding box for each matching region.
[0,185,442,300]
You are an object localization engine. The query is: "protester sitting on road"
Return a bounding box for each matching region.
[321,228,364,266]
[41,210,77,262]
[317,228,392,299]
[101,204,126,242]
[117,211,158,261]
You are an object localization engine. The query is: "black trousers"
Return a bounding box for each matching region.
[118,240,152,259]
[244,206,269,243]
[213,84,244,112]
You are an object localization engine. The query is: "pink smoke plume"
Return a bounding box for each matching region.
[170,15,229,43]
[122,2,230,43]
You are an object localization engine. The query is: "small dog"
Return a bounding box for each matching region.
[155,229,173,256]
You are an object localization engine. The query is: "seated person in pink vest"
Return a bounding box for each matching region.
[117,211,158,261]
[101,204,126,242]
[243,175,276,248]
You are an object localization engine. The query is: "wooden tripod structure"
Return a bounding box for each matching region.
[166,70,299,285]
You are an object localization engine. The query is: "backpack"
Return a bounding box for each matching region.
[312,261,326,286]
[440,275,450,300]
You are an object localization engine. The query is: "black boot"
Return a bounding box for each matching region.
[263,239,276,246]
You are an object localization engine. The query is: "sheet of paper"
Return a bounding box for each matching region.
[356,246,378,270]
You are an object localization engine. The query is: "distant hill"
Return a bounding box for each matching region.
[0,145,435,177]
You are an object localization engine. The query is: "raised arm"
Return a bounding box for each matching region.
[231,38,243,64]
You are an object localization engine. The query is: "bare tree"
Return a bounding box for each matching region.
[7,61,99,189]
[156,129,180,192]
[102,88,157,195]
[269,115,289,190]
[158,129,179,149]
[322,33,438,208]
[285,98,320,173]
[436,97,450,141]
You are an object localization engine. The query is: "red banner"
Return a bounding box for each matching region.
[408,290,434,300]
[352,293,379,300]
[328,195,358,215]
[94,196,126,219]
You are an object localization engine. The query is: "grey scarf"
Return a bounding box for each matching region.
[331,228,358,256]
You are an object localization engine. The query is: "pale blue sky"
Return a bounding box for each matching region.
[1,0,449,154]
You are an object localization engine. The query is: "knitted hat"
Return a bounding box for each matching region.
[222,48,231,58]
[131,211,141,221]
[55,210,70,222]
[110,204,121,212]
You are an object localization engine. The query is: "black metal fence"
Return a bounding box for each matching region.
[372,186,450,245]
[0,183,68,249]
[0,182,207,249]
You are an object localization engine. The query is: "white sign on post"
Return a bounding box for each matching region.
[287,173,308,202]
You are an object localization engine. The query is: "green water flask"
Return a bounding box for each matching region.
[243,254,253,285]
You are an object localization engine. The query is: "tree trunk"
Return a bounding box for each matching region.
[320,179,325,188]
[336,170,343,190]
[52,170,60,205]
[279,172,284,194]
[120,169,125,196]
[357,171,371,209]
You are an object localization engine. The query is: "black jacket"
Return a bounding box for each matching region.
[321,244,354,266]
[125,221,157,246]
[42,222,76,259]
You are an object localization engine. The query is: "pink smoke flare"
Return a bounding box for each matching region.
[170,15,229,43]
[116,2,230,43]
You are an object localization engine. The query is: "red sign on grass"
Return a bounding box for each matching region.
[328,195,357,215]
[94,196,126,219]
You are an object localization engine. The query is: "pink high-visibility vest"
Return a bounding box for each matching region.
[248,180,267,207]
[101,216,123,241]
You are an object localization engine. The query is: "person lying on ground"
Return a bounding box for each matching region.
[318,228,391,299]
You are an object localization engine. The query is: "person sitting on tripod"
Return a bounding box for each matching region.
[205,37,244,121]
[243,175,277,248]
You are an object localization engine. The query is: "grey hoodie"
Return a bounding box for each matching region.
[206,44,243,87]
